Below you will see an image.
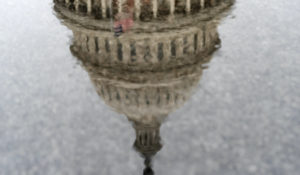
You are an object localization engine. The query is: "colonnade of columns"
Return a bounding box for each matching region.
[134,124,161,148]
[93,80,196,111]
[55,0,223,19]
[71,21,218,67]
[87,60,202,118]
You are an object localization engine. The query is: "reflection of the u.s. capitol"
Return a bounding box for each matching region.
[54,0,234,174]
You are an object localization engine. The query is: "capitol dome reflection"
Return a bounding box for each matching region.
[53,0,234,174]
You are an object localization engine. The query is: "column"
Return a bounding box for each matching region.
[169,0,175,15]
[135,0,141,19]
[87,0,92,14]
[101,0,107,18]
[177,37,184,57]
[186,0,191,14]
[75,0,79,11]
[135,40,143,63]
[118,0,124,13]
[111,39,118,62]
[200,0,205,9]
[79,34,89,54]
[121,39,130,63]
[186,33,194,54]
[153,0,158,18]
[163,38,171,61]
[149,38,158,63]
[98,37,107,64]
[88,35,96,54]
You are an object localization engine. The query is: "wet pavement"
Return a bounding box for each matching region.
[0,0,300,175]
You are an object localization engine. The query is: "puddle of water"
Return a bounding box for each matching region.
[0,0,299,175]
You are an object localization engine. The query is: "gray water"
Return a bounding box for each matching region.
[0,0,300,175]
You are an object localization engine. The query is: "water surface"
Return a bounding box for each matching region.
[0,0,300,175]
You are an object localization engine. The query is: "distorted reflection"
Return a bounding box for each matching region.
[54,0,234,174]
